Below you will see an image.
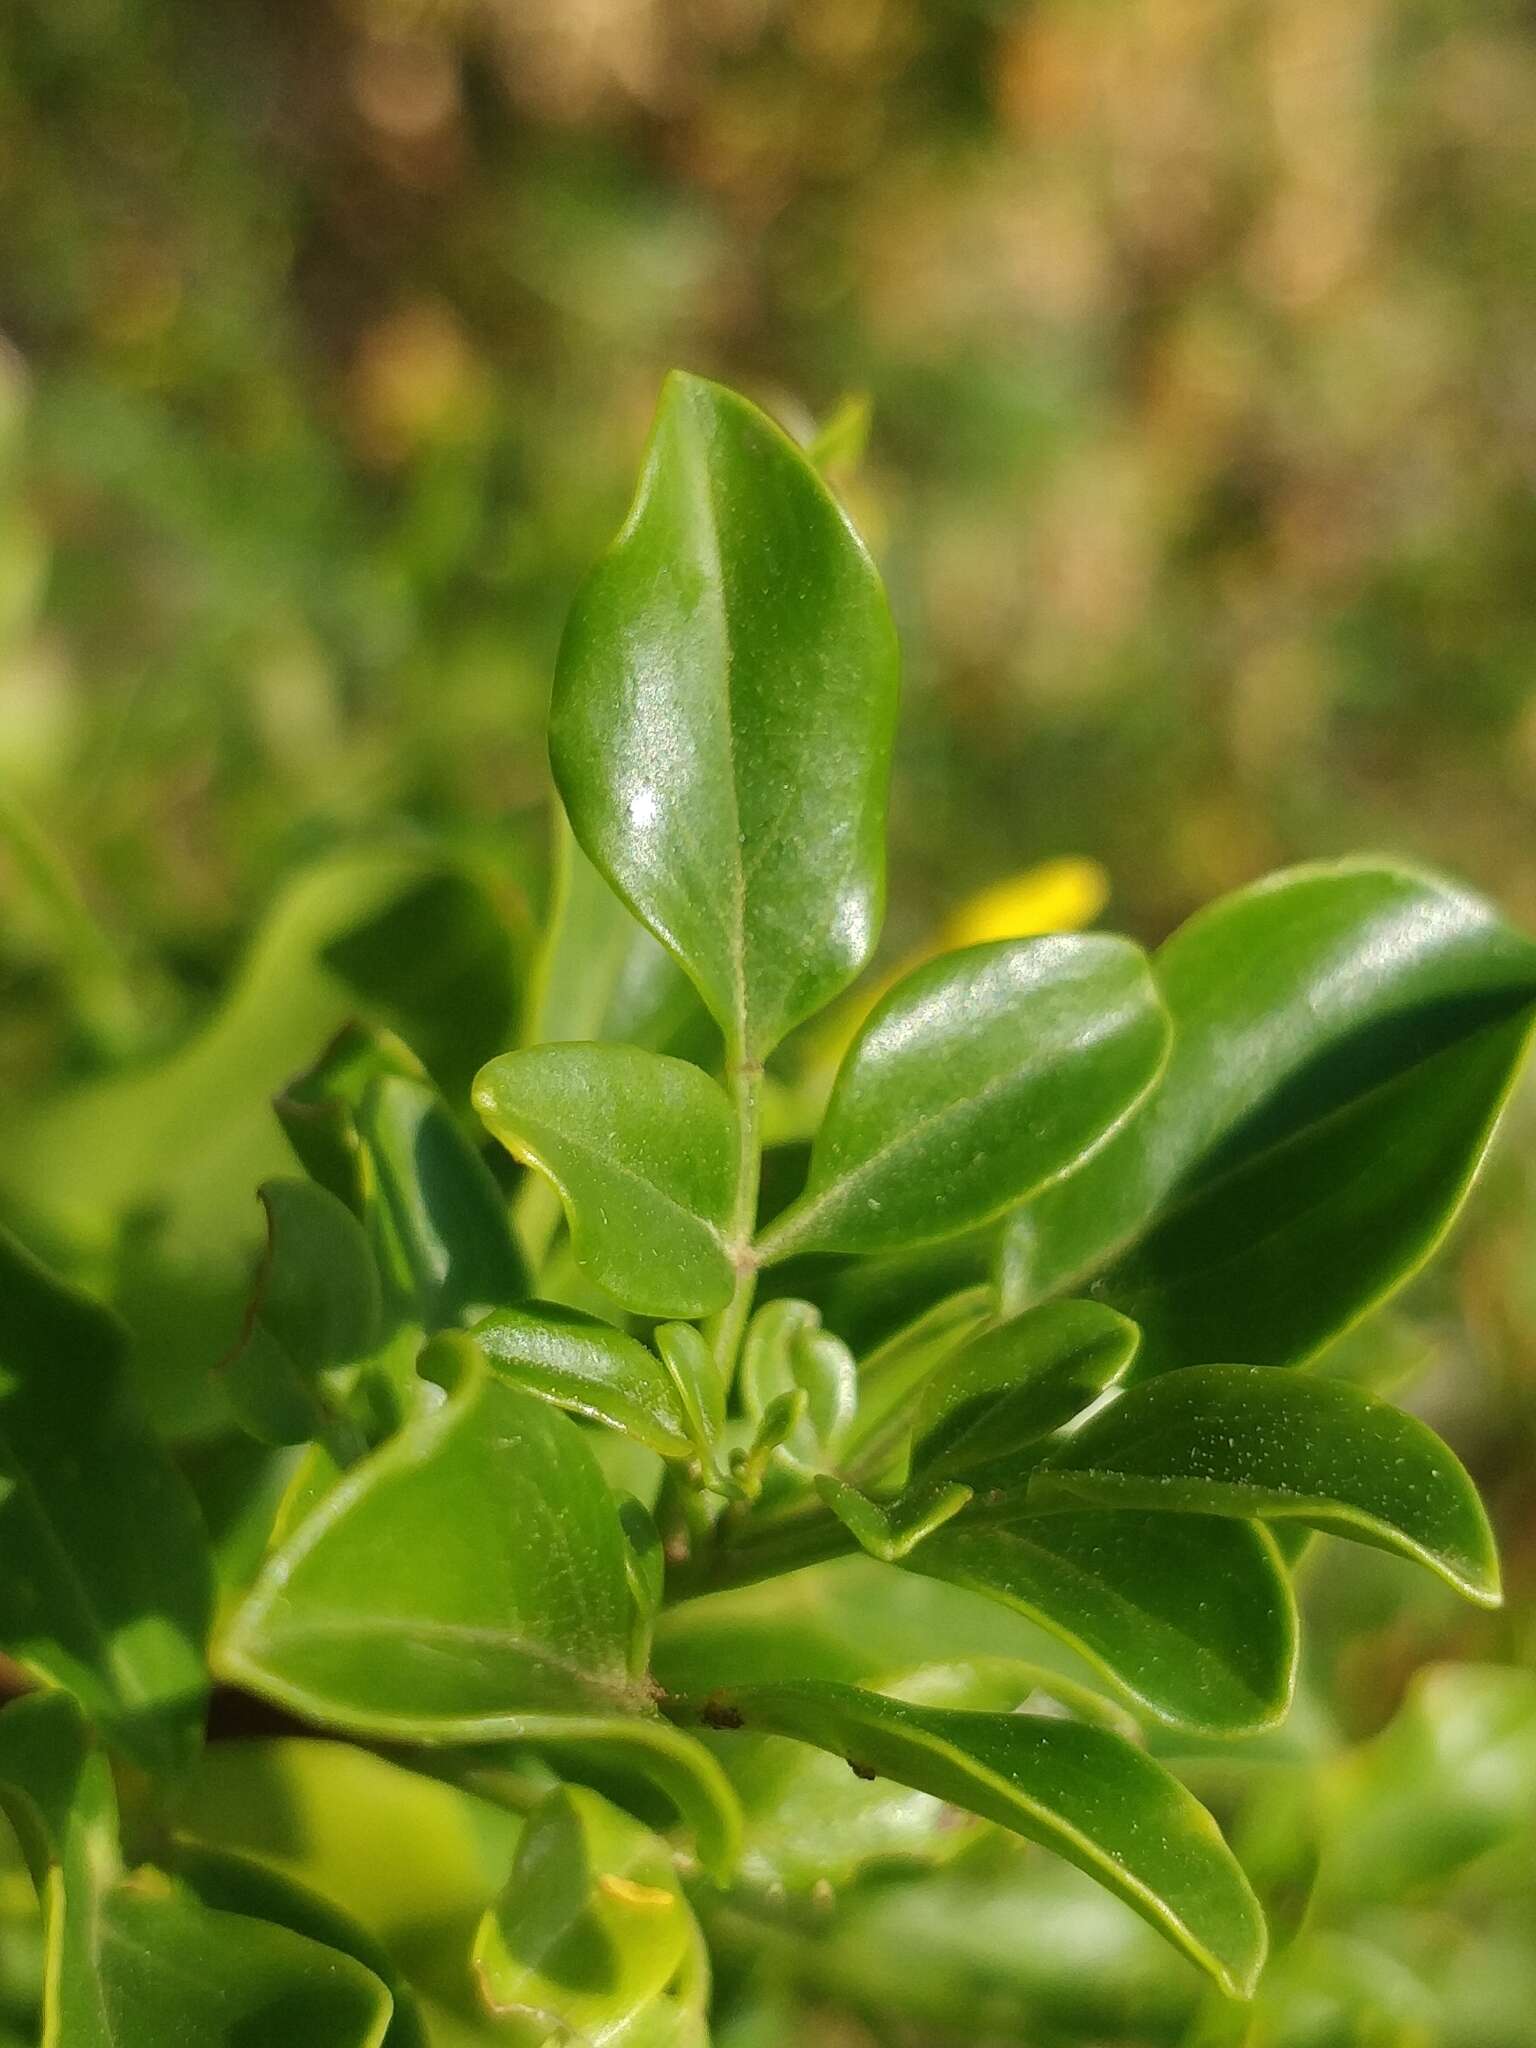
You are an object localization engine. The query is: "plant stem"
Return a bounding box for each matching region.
[665,1493,858,1601]
[705,1056,763,1390]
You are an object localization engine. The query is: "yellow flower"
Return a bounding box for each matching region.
[939,858,1109,949]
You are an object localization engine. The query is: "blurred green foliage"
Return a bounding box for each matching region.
[2,0,1535,2040]
[6,0,1536,1043]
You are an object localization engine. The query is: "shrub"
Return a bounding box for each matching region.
[1,374,1533,2044]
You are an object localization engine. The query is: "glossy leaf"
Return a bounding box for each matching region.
[758,937,1170,1260]
[911,1299,1140,1482]
[909,1510,1298,1733]
[472,1302,694,1459]
[550,371,899,1061]
[1034,1364,1500,1604]
[694,1658,1131,1895]
[818,1475,974,1562]
[739,1298,857,1475]
[0,1227,212,1771]
[219,1333,646,1729]
[474,1044,736,1318]
[681,1679,1266,1997]
[1007,862,1536,1372]
[472,1785,706,2042]
[223,1178,383,1445]
[0,1693,392,2048]
[279,1025,529,1331]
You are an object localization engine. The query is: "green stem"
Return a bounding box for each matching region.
[704,1057,763,1390]
[665,1493,858,1602]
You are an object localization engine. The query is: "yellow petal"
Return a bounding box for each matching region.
[940,858,1110,950]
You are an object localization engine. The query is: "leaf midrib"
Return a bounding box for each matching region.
[681,389,751,1062]
[239,1609,637,1710]
[500,1115,728,1259]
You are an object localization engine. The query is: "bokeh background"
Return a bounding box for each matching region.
[2,1,1536,2041]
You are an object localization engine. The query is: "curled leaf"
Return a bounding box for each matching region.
[1033,1364,1501,1605]
[675,1679,1266,1998]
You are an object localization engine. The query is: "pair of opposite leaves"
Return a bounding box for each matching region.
[475,373,1171,1319]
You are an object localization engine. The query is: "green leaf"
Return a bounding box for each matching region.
[838,1284,996,1474]
[618,1496,665,1674]
[911,1299,1140,1483]
[1007,862,1536,1372]
[691,1658,1130,1896]
[1033,1364,1500,1605]
[218,1333,646,1730]
[357,1073,528,1327]
[460,1716,743,1887]
[678,1680,1266,1997]
[279,1026,530,1331]
[0,1227,212,1772]
[475,1045,736,1319]
[471,1785,706,2043]
[76,1878,396,2048]
[908,1511,1297,1733]
[654,1321,726,1457]
[818,1476,974,1562]
[739,1299,857,1476]
[758,937,1170,1261]
[472,1303,694,1460]
[0,1694,393,2048]
[807,391,873,477]
[223,1178,383,1445]
[275,1021,422,1215]
[550,371,900,1061]
[653,1553,1107,1700]
[170,1735,520,1964]
[172,1845,430,2048]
